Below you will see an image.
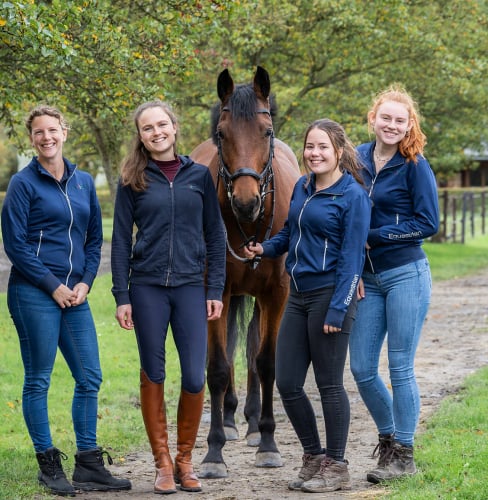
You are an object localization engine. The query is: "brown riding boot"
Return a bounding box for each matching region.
[140,370,176,495]
[174,388,205,492]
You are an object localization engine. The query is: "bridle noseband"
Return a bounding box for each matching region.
[216,106,276,269]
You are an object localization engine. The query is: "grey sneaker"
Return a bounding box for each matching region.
[367,441,417,484]
[288,453,325,491]
[301,457,351,493]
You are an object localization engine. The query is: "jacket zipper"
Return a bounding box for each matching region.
[165,179,175,286]
[290,195,311,290]
[55,176,74,285]
[366,157,402,274]
[367,170,377,273]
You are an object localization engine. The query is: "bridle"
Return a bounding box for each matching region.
[216,106,276,269]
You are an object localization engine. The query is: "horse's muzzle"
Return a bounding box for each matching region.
[231,195,261,223]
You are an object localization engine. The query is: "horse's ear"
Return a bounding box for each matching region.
[253,66,270,100]
[217,68,234,103]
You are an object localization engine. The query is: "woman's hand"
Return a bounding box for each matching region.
[71,282,89,306]
[243,242,264,259]
[323,324,341,334]
[357,278,365,300]
[207,300,223,321]
[116,304,134,330]
[52,284,77,309]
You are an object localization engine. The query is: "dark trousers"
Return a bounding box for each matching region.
[275,286,355,461]
[130,283,207,393]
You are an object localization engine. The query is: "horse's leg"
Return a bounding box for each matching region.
[254,295,286,468]
[244,301,262,446]
[222,296,242,441]
[199,309,231,479]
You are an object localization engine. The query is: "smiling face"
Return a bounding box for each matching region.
[137,106,177,161]
[29,114,67,163]
[370,100,412,147]
[303,127,343,184]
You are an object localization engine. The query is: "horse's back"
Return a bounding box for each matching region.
[191,139,218,182]
[274,138,301,183]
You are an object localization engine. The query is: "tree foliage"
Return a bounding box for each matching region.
[1,0,487,193]
[182,0,488,182]
[1,0,234,197]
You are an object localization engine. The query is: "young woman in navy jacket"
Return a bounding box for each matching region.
[1,106,131,496]
[111,100,226,494]
[245,119,370,493]
[349,86,439,483]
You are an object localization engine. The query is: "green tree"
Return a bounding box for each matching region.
[1,0,487,192]
[1,0,236,197]
[182,0,488,180]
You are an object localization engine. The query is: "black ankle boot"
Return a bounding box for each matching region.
[72,447,132,491]
[36,447,76,497]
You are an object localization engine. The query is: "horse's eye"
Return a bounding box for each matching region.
[265,129,273,138]
[216,129,224,140]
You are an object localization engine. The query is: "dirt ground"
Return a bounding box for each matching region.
[2,246,485,500]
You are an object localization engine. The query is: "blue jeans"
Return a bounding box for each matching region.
[129,284,207,393]
[349,259,431,446]
[7,281,102,453]
[275,286,355,461]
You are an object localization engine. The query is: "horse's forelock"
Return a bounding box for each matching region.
[210,84,278,144]
[229,84,258,121]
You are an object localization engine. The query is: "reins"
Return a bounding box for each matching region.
[216,106,276,269]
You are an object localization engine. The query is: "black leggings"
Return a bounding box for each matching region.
[275,286,355,461]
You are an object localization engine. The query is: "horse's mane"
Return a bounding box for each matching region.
[210,83,278,144]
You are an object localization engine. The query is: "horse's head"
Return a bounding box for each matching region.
[214,66,275,224]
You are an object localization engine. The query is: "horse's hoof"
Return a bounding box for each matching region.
[246,432,261,447]
[199,462,228,479]
[224,425,239,441]
[255,451,283,468]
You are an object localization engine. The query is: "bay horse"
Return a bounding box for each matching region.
[190,66,300,478]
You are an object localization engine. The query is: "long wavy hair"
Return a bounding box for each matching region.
[368,84,426,163]
[120,100,178,191]
[302,118,364,186]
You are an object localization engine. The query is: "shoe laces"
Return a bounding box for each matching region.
[300,454,321,474]
[372,436,394,462]
[318,457,335,473]
[48,448,68,477]
[97,449,114,466]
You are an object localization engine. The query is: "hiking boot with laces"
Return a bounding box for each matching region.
[72,447,132,491]
[367,433,394,481]
[36,447,76,497]
[367,440,417,483]
[301,456,351,493]
[288,452,325,490]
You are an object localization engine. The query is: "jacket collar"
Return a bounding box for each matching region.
[305,171,351,196]
[359,141,406,176]
[32,156,77,179]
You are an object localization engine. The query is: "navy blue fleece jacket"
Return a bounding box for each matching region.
[261,171,370,328]
[111,155,226,306]
[1,157,102,294]
[357,142,439,274]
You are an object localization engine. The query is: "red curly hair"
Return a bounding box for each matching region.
[368,84,426,164]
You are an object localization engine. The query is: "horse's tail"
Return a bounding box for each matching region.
[226,295,258,370]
